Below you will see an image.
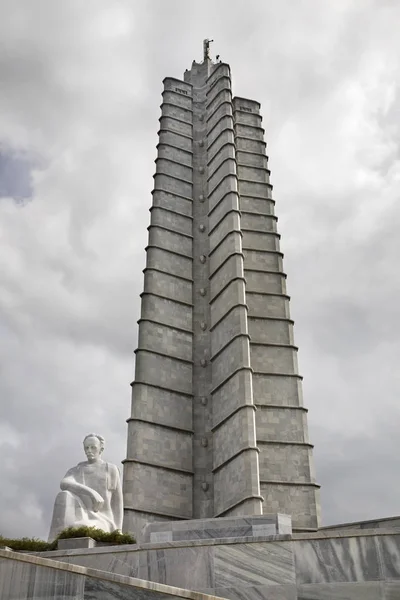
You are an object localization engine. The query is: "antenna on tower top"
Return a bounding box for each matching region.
[203,39,214,61]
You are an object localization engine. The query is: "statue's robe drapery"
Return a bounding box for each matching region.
[48,461,123,542]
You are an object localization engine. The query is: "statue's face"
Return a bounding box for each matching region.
[84,436,102,462]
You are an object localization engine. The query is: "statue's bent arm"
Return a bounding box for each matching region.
[60,474,97,500]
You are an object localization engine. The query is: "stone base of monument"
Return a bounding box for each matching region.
[5,516,400,599]
[141,513,292,543]
[57,536,97,550]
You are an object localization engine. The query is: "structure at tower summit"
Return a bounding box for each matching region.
[123,40,321,536]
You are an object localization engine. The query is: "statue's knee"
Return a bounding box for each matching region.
[54,490,72,507]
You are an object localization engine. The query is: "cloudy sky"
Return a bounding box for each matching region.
[1,0,400,540]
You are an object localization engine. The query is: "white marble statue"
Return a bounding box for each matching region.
[48,433,123,542]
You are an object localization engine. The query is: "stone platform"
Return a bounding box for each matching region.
[142,513,292,543]
[18,520,400,599]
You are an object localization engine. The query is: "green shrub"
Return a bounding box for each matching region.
[0,536,56,552]
[0,527,135,552]
[57,526,136,545]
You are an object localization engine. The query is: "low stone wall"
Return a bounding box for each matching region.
[24,527,400,600]
[0,548,222,600]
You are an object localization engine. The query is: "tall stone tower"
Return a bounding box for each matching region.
[123,42,320,537]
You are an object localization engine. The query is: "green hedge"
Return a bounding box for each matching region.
[0,527,136,552]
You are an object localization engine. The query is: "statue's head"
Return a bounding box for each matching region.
[83,433,105,463]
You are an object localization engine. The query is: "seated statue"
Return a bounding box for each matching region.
[48,433,123,542]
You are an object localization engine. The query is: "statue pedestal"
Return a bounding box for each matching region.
[57,537,96,550]
[141,513,292,543]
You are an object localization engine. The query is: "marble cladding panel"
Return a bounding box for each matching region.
[153,173,192,198]
[255,407,308,443]
[297,582,384,600]
[156,158,192,183]
[146,247,192,280]
[161,102,192,124]
[214,541,296,587]
[258,444,313,483]
[209,198,240,243]
[152,190,193,217]
[246,293,290,319]
[142,515,287,542]
[212,368,253,426]
[240,181,272,200]
[163,77,192,94]
[162,90,193,111]
[237,151,268,169]
[242,230,279,252]
[150,206,193,236]
[204,584,297,600]
[148,227,192,257]
[209,232,242,278]
[125,462,192,517]
[0,560,86,599]
[138,320,193,362]
[207,63,231,87]
[376,534,400,579]
[240,196,275,215]
[261,483,319,530]
[207,116,234,149]
[206,78,231,107]
[125,511,178,543]
[131,383,193,431]
[210,278,245,328]
[141,295,192,331]
[241,213,277,232]
[134,352,192,395]
[208,159,236,195]
[208,142,235,177]
[127,421,192,472]
[207,101,233,133]
[146,545,214,590]
[208,180,239,225]
[232,96,260,113]
[234,112,263,129]
[143,270,192,305]
[158,130,192,154]
[210,254,243,300]
[214,451,260,516]
[206,89,232,117]
[294,536,385,584]
[246,270,287,295]
[235,137,266,154]
[159,116,192,138]
[213,406,257,469]
[248,317,293,345]
[208,129,235,164]
[243,249,282,272]
[212,337,251,388]
[235,123,264,141]
[211,305,247,358]
[157,144,192,168]
[238,165,269,185]
[252,373,303,406]
[384,581,400,599]
[84,575,182,600]
[208,191,239,229]
[250,345,298,374]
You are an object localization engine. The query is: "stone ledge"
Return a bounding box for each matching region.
[142,513,292,543]
[57,537,97,550]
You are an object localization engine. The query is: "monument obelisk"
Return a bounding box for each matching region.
[123,41,320,536]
